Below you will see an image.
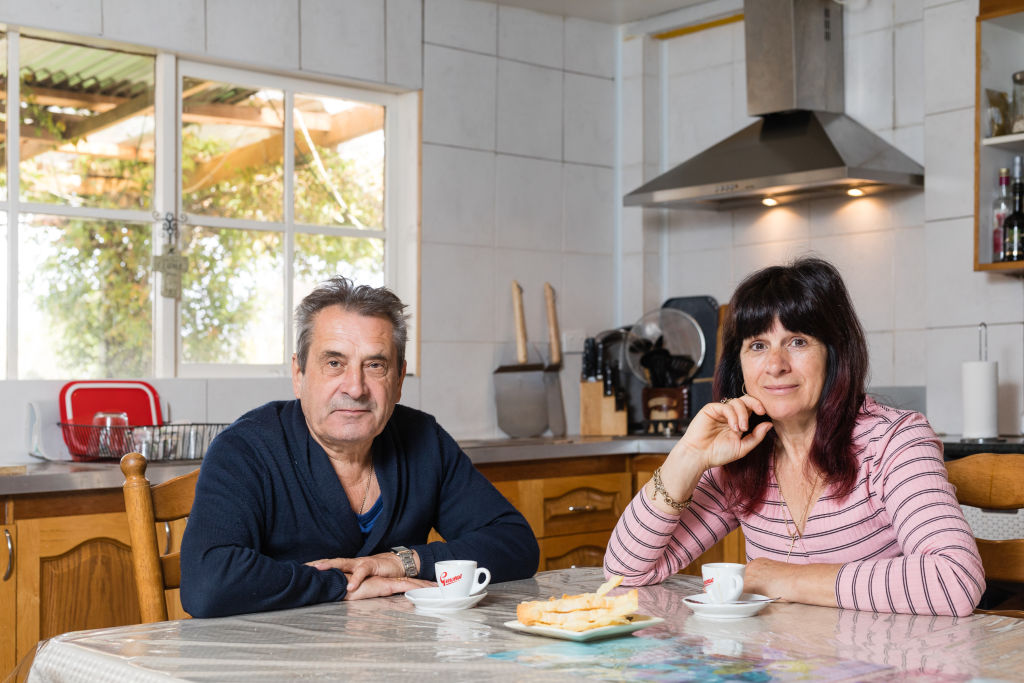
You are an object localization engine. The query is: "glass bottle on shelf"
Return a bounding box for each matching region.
[1002,155,1024,261]
[993,167,1011,262]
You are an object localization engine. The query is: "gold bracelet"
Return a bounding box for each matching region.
[650,467,692,512]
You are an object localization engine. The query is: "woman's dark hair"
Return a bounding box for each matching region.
[712,256,867,511]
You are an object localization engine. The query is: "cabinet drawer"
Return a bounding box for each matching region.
[498,472,632,538]
[538,531,612,571]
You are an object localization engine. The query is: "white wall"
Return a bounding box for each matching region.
[623,0,1023,437]
[418,0,617,438]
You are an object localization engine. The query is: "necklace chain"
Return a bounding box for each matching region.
[775,458,820,562]
[357,461,374,516]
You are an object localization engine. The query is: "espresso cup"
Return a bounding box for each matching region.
[435,560,490,598]
[701,562,745,603]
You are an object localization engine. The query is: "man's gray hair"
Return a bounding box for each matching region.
[294,276,408,372]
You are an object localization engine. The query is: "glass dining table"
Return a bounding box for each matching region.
[23,567,1024,682]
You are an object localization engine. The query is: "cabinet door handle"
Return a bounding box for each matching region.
[164,522,172,555]
[567,504,596,513]
[3,529,12,581]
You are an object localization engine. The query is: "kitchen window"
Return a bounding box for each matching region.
[2,35,419,380]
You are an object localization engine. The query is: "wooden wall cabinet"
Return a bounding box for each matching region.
[974,0,1024,271]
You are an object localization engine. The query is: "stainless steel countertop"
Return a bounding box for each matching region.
[0,435,679,496]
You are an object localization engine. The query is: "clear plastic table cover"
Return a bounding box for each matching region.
[25,568,1024,682]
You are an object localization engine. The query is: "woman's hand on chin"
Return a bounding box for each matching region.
[675,394,774,471]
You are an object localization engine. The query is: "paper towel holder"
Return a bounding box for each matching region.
[960,322,1006,444]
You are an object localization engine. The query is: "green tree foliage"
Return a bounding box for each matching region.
[26,106,384,378]
[21,122,154,377]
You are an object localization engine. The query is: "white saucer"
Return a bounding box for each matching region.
[405,588,487,613]
[682,593,773,619]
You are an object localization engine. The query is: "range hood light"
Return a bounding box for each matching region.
[762,197,779,207]
[847,188,865,197]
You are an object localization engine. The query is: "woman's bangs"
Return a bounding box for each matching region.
[734,289,812,340]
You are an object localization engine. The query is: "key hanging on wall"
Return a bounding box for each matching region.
[152,211,189,299]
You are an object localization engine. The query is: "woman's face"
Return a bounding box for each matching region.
[739,318,828,429]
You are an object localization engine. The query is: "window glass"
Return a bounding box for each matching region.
[180,224,284,364]
[182,78,284,221]
[19,37,154,209]
[0,213,7,378]
[293,93,384,229]
[0,32,7,200]
[293,233,384,306]
[18,215,153,378]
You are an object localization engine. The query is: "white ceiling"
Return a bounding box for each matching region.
[477,0,709,24]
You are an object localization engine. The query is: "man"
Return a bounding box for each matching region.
[180,277,539,617]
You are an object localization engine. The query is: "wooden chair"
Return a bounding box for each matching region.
[945,452,1024,617]
[120,452,199,623]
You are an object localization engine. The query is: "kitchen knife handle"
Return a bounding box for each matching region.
[544,282,561,366]
[512,280,528,364]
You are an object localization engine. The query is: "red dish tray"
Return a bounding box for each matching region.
[59,380,163,458]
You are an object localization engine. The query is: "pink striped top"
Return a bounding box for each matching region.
[604,398,985,616]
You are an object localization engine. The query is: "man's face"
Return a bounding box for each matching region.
[292,305,405,458]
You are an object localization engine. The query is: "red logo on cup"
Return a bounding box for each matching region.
[439,571,463,586]
[703,578,714,587]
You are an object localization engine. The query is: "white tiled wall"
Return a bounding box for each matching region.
[420,2,616,438]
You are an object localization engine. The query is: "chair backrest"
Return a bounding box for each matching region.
[120,452,199,623]
[945,452,1024,617]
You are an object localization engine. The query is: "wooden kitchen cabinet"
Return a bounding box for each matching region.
[632,454,746,577]
[480,455,633,572]
[974,0,1024,271]
[1,488,143,680]
[478,452,747,575]
[14,511,139,658]
[492,472,632,571]
[1,523,15,679]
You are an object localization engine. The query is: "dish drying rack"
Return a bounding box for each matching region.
[58,422,229,462]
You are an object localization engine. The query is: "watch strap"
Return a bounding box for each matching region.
[390,546,417,577]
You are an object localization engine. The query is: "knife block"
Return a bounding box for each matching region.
[579,381,627,436]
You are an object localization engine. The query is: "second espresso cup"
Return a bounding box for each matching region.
[701,562,745,603]
[435,560,490,598]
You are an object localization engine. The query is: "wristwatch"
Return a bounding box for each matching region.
[390,546,417,577]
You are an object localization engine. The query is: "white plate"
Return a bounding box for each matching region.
[405,590,486,612]
[503,615,664,642]
[682,593,773,619]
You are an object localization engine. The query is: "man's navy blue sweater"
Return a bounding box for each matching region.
[180,400,539,617]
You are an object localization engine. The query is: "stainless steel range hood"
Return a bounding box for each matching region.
[624,0,923,211]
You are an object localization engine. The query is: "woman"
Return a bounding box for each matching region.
[604,257,984,617]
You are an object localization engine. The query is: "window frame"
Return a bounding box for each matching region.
[1,34,419,380]
[170,60,418,379]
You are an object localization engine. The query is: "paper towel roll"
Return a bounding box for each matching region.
[962,361,999,439]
